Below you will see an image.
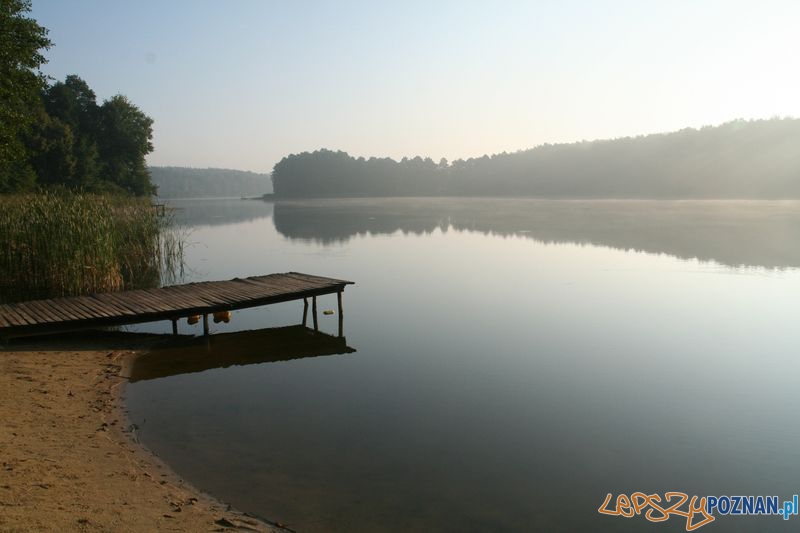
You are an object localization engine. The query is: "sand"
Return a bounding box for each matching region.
[0,333,284,533]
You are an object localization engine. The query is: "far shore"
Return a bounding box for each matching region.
[0,332,285,533]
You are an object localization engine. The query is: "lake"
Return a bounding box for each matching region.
[124,197,800,532]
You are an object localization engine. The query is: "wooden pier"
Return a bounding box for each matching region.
[0,272,353,340]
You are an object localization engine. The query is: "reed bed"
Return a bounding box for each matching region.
[0,192,184,302]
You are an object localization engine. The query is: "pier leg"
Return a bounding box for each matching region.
[312,296,318,331]
[171,319,178,336]
[302,298,308,326]
[337,290,344,338]
[203,314,209,336]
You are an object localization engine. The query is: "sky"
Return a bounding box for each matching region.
[31,0,800,173]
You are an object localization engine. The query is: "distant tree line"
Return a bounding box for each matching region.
[150,167,272,198]
[272,118,800,199]
[1,1,155,195]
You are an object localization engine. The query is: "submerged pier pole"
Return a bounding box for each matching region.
[302,297,309,326]
[337,290,344,337]
[171,318,178,336]
[312,296,318,331]
[203,314,209,336]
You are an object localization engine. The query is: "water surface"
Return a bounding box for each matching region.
[125,198,800,531]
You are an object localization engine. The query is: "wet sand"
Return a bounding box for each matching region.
[0,333,283,533]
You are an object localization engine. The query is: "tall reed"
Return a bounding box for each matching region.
[0,192,184,302]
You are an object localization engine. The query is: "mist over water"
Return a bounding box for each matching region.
[126,198,800,532]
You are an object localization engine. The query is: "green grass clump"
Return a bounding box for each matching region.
[0,192,183,302]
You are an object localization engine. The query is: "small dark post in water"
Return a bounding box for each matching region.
[171,318,178,336]
[312,296,318,331]
[203,314,209,336]
[302,297,309,326]
[337,290,344,337]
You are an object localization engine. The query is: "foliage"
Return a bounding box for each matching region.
[26,79,156,195]
[0,0,51,192]
[272,119,800,199]
[0,191,184,301]
[95,95,155,195]
[149,166,272,198]
[0,3,155,195]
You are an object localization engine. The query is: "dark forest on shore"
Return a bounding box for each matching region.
[271,118,800,199]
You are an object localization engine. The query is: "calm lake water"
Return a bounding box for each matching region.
[125,198,800,532]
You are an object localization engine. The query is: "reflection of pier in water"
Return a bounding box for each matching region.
[126,325,356,382]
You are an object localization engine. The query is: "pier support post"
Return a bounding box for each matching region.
[337,290,344,338]
[171,319,178,336]
[312,296,318,331]
[203,314,209,336]
[302,298,308,326]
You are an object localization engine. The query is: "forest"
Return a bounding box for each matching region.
[272,118,800,199]
[150,167,272,198]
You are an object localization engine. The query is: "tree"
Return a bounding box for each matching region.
[270,119,800,199]
[25,108,77,186]
[42,75,101,188]
[97,95,155,195]
[0,0,51,191]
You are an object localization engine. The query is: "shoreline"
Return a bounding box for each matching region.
[0,332,284,533]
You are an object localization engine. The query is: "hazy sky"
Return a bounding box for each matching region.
[31,0,800,173]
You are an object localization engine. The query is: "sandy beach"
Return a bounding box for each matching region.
[0,333,283,533]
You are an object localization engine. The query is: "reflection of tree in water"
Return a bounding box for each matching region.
[273,198,800,269]
[165,198,274,227]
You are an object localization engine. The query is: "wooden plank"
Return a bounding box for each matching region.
[236,279,294,299]
[114,293,162,315]
[0,304,26,326]
[109,291,155,312]
[154,287,221,313]
[276,274,334,291]
[114,293,158,314]
[245,275,300,289]
[167,286,225,307]
[140,287,204,309]
[236,277,286,292]
[43,298,89,320]
[224,282,280,301]
[10,302,51,324]
[6,303,39,325]
[285,272,352,286]
[178,283,234,304]
[34,298,83,322]
[198,280,259,301]
[116,290,170,313]
[82,294,126,317]
[119,292,167,313]
[90,294,140,316]
[198,281,256,303]
[134,289,183,312]
[220,278,271,296]
[48,298,93,321]
[69,296,114,318]
[243,275,314,293]
[157,290,214,310]
[23,300,69,323]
